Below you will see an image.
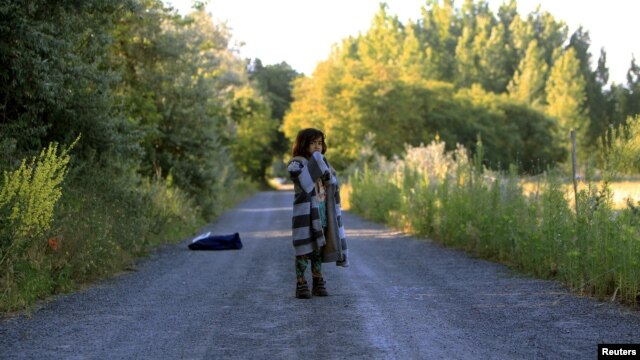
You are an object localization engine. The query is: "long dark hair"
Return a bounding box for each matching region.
[291,128,326,157]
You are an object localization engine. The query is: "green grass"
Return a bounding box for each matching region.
[348,141,640,306]
[0,144,256,314]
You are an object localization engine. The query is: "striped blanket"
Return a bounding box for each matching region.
[287,152,348,266]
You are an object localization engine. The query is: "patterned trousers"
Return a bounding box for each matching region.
[295,249,322,284]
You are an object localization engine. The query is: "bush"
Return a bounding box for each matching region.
[0,140,75,311]
[349,164,401,224]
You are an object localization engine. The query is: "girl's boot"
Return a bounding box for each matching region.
[296,281,311,299]
[312,277,328,296]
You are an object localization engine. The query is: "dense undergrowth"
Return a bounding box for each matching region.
[349,140,640,306]
[0,142,255,313]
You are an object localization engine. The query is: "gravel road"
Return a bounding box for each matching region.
[1,190,639,359]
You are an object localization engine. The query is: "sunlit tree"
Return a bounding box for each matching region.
[358,3,404,66]
[399,21,428,83]
[508,40,548,106]
[545,48,589,153]
[478,23,511,93]
[569,28,609,146]
[419,0,460,81]
[625,57,640,117]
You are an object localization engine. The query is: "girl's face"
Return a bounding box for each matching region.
[307,136,323,156]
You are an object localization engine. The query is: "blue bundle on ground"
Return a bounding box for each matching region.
[188,232,242,250]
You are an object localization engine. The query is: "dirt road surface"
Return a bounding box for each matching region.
[1,191,639,359]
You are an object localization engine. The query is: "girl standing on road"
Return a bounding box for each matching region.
[287,128,349,299]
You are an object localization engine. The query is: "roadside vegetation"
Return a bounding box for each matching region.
[2,0,639,313]
[0,1,296,313]
[348,128,640,306]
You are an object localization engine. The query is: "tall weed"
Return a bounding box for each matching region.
[1,146,256,313]
[49,167,202,286]
[0,140,76,310]
[349,164,401,224]
[348,139,640,306]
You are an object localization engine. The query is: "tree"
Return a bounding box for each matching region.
[454,0,487,86]
[358,3,404,66]
[455,85,563,171]
[229,88,279,183]
[508,14,533,62]
[495,0,519,89]
[569,28,609,147]
[600,51,628,132]
[545,48,589,155]
[497,99,564,171]
[399,21,428,83]
[527,8,568,66]
[248,59,300,159]
[459,0,492,36]
[283,53,358,168]
[0,0,135,167]
[478,23,511,93]
[419,0,460,81]
[283,0,570,172]
[508,7,567,76]
[110,4,247,216]
[606,84,629,131]
[625,57,640,117]
[508,40,548,106]
[454,1,513,92]
[454,26,478,88]
[249,59,299,121]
